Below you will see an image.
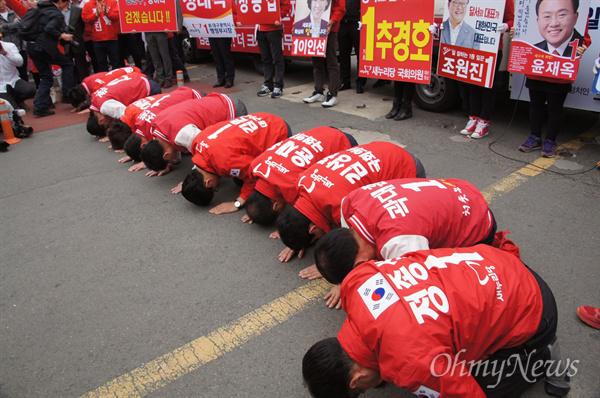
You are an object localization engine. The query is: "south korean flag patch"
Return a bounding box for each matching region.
[358,272,399,319]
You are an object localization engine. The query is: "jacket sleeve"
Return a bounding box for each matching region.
[106,0,120,21]
[329,0,346,24]
[81,0,99,23]
[6,0,28,17]
[44,13,65,40]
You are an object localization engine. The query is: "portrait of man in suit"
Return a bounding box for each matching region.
[534,0,582,57]
[441,0,480,50]
[292,0,330,38]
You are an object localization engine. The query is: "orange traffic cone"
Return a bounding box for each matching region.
[0,100,20,145]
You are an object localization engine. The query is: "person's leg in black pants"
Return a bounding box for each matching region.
[94,41,109,72]
[353,21,366,93]
[545,91,568,142]
[395,82,414,121]
[106,40,122,69]
[219,38,234,86]
[27,45,53,114]
[12,79,36,106]
[269,30,284,91]
[519,88,546,152]
[17,50,28,81]
[209,37,226,86]
[257,30,274,93]
[85,41,99,73]
[55,53,76,99]
[338,21,353,90]
[385,81,402,119]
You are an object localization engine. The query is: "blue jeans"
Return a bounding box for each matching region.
[28,43,75,112]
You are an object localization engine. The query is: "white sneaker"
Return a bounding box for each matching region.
[470,120,490,139]
[321,93,338,108]
[460,116,478,135]
[303,91,325,103]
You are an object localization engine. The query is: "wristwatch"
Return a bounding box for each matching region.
[234,200,243,209]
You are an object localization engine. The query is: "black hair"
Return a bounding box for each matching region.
[314,228,359,285]
[276,205,313,251]
[181,169,214,206]
[86,113,106,137]
[245,191,277,225]
[307,0,332,10]
[124,134,142,162]
[536,0,579,15]
[141,140,168,171]
[107,120,132,151]
[67,85,88,109]
[302,338,357,398]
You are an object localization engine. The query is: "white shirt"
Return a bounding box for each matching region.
[450,21,463,45]
[547,40,570,57]
[0,41,23,93]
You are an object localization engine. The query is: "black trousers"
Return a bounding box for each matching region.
[118,33,145,67]
[312,32,340,96]
[94,40,122,72]
[459,52,503,120]
[338,20,365,85]
[209,37,235,84]
[527,80,569,141]
[393,81,414,109]
[85,40,100,73]
[474,268,558,397]
[257,29,285,89]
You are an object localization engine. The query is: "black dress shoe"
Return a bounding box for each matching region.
[373,79,390,88]
[385,101,400,119]
[394,107,412,121]
[339,82,351,91]
[33,109,55,117]
[355,81,365,94]
[213,81,225,87]
[224,81,234,88]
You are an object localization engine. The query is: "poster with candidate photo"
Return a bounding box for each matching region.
[437,0,506,88]
[291,0,332,57]
[509,0,591,81]
[510,0,600,112]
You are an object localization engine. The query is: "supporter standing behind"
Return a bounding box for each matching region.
[302,0,345,108]
[27,0,76,117]
[458,0,513,139]
[337,0,366,93]
[146,30,173,88]
[518,0,590,157]
[0,31,34,108]
[209,36,234,88]
[255,0,290,99]
[63,0,88,81]
[82,0,121,72]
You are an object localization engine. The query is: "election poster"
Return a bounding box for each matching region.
[234,0,281,25]
[510,0,600,113]
[437,0,506,88]
[181,0,236,38]
[291,0,331,57]
[509,0,590,81]
[118,0,178,33]
[358,0,434,84]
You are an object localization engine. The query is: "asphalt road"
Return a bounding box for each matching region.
[1,58,599,398]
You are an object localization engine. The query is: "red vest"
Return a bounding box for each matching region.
[293,142,417,232]
[90,73,150,119]
[190,113,290,200]
[338,245,542,397]
[81,67,141,95]
[251,126,352,204]
[341,178,494,258]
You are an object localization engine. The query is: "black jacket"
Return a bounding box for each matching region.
[34,1,68,56]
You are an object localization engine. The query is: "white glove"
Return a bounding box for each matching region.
[593,57,600,75]
[428,23,439,35]
[497,23,509,33]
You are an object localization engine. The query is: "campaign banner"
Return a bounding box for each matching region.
[437,0,506,88]
[118,0,178,33]
[291,0,331,57]
[181,0,236,38]
[508,0,590,81]
[358,0,434,84]
[234,0,281,25]
[510,0,600,112]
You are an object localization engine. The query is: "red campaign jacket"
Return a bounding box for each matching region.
[292,141,417,233]
[120,94,162,129]
[133,87,202,141]
[251,126,353,204]
[341,178,494,259]
[258,0,291,31]
[338,245,543,398]
[81,66,141,95]
[149,93,237,148]
[190,113,290,200]
[89,73,151,119]
[82,0,120,42]
[328,0,346,33]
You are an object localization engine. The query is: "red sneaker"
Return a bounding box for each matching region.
[576,306,600,329]
[460,116,478,135]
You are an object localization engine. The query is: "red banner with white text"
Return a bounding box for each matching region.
[118,0,178,33]
[234,0,280,25]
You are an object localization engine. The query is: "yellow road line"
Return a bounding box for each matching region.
[81,279,330,398]
[482,134,590,202]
